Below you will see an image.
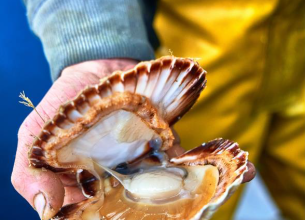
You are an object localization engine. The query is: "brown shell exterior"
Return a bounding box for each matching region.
[29,56,207,171]
[30,93,172,170]
[171,138,248,219]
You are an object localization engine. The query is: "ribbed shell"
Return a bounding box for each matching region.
[171,138,248,220]
[29,56,206,170]
[102,56,207,124]
[52,138,248,220]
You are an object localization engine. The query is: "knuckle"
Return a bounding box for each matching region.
[11,171,21,190]
[11,166,27,193]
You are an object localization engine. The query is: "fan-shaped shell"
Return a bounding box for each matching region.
[29,56,206,170]
[27,56,250,220]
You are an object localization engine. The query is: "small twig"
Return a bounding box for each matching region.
[169,49,174,56]
[19,91,45,123]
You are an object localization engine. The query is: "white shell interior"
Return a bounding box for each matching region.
[57,110,160,168]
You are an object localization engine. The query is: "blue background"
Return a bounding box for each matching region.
[0,1,51,219]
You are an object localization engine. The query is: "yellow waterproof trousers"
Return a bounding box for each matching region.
[154,0,305,219]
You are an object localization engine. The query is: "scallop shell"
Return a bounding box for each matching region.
[29,56,206,170]
[28,56,249,220]
[171,138,248,220]
[52,138,247,220]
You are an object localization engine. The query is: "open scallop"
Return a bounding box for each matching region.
[28,56,249,220]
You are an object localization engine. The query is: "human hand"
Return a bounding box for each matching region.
[12,58,255,220]
[11,59,138,219]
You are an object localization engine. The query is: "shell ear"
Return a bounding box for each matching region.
[110,56,207,125]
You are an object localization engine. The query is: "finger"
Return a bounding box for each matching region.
[166,144,186,159]
[58,173,78,187]
[12,165,64,220]
[12,116,66,219]
[242,161,256,183]
[166,128,185,159]
[61,59,137,79]
[63,186,86,206]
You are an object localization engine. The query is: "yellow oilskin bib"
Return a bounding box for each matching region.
[154,0,305,219]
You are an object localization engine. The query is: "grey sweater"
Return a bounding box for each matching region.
[23,0,156,81]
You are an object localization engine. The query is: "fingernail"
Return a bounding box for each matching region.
[34,193,46,219]
[242,161,256,183]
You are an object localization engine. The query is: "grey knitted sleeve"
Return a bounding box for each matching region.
[23,0,155,81]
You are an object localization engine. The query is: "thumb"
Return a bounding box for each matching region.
[12,157,65,220]
[12,119,65,220]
